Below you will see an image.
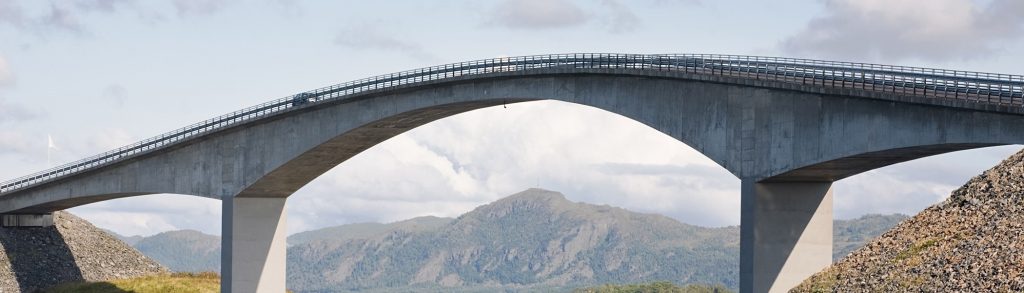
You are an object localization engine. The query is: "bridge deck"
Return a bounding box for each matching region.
[2,53,1022,195]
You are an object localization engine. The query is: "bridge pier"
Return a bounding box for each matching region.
[740,181,833,293]
[221,197,288,293]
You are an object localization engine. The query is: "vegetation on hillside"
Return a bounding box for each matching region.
[832,213,908,260]
[133,230,220,272]
[574,282,732,293]
[288,216,452,245]
[286,189,741,291]
[103,189,908,292]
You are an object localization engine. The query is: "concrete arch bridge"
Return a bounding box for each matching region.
[2,54,1023,293]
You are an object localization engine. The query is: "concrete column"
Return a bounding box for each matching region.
[740,181,833,293]
[221,197,288,293]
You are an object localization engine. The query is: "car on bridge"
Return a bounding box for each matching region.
[291,92,315,106]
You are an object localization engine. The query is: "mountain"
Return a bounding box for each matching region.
[134,230,220,273]
[0,211,168,292]
[832,213,907,261]
[286,188,740,292]
[289,216,452,246]
[108,189,907,292]
[105,229,145,246]
[794,149,1024,292]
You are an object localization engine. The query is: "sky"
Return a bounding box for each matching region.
[0,0,1022,237]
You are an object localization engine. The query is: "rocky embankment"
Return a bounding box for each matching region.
[0,211,168,292]
[793,149,1024,292]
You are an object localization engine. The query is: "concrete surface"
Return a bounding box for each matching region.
[0,214,54,227]
[0,68,1021,293]
[221,197,287,293]
[741,181,833,293]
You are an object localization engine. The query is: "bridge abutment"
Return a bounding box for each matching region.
[221,197,288,293]
[0,213,53,227]
[740,181,833,293]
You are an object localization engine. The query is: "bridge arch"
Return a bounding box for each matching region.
[1,54,1022,293]
[4,70,1021,212]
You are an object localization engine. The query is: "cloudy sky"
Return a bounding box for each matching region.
[0,0,1022,237]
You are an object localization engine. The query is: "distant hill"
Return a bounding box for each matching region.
[286,189,741,292]
[105,229,144,246]
[794,149,1024,292]
[832,214,907,261]
[110,189,907,292]
[133,230,220,273]
[289,216,452,246]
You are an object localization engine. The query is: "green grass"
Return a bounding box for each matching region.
[895,238,938,261]
[45,272,222,293]
[573,282,733,293]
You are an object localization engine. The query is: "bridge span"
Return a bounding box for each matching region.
[2,54,1023,293]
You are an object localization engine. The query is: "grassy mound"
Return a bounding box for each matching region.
[574,282,732,293]
[45,272,220,293]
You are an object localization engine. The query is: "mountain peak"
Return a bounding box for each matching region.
[463,188,573,219]
[503,188,568,202]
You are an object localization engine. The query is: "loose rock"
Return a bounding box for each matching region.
[0,211,168,292]
[792,149,1024,292]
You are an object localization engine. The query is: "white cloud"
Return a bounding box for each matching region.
[600,0,640,33]
[35,128,137,169]
[0,56,12,86]
[172,0,227,17]
[834,145,1022,219]
[53,103,1024,236]
[0,100,36,124]
[334,24,437,61]
[9,0,135,34]
[285,101,1020,233]
[0,0,229,35]
[487,0,590,30]
[484,0,694,33]
[70,194,221,236]
[85,128,135,152]
[781,0,1024,62]
[0,131,35,157]
[285,101,742,232]
[0,98,41,159]
[102,84,127,107]
[0,1,27,29]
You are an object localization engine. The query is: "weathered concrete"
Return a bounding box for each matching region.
[3,71,1023,213]
[0,214,54,227]
[741,181,833,293]
[0,69,1021,292]
[221,197,287,293]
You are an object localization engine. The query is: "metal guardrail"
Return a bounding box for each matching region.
[2,53,1022,195]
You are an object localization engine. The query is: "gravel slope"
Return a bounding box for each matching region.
[0,211,168,292]
[792,149,1024,292]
